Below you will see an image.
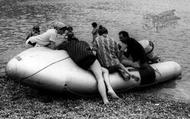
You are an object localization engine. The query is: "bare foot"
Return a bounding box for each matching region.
[103,99,109,104]
[108,90,120,99]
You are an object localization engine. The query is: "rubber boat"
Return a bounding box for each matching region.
[6,47,182,95]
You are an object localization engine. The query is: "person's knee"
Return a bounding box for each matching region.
[90,60,102,72]
[90,61,104,80]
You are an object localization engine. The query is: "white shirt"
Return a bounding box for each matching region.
[26,29,58,46]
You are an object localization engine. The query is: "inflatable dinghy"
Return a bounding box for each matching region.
[6,47,182,95]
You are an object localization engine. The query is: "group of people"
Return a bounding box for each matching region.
[25,21,160,104]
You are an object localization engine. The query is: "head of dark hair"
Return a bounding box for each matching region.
[32,25,40,33]
[119,31,130,44]
[68,37,79,41]
[99,25,103,29]
[67,26,73,32]
[59,26,67,32]
[98,25,108,35]
[92,22,97,28]
[119,31,129,38]
[67,32,74,39]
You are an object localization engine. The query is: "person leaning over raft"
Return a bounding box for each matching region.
[118,31,156,85]
[25,21,67,49]
[56,33,119,104]
[93,26,138,81]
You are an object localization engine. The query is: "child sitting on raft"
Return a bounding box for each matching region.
[26,21,67,48]
[56,30,119,104]
[92,25,138,81]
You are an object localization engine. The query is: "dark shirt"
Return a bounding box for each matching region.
[56,39,96,69]
[124,38,155,84]
[65,31,74,40]
[124,38,147,65]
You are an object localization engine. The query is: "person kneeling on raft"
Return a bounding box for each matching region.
[119,31,156,85]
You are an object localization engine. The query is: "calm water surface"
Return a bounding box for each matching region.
[0,0,190,102]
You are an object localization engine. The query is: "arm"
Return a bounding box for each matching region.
[48,41,56,49]
[26,32,33,40]
[116,61,139,81]
[27,41,36,47]
[91,37,99,55]
[49,30,57,49]
[55,41,67,50]
[118,45,140,68]
[120,55,140,68]
[111,42,138,80]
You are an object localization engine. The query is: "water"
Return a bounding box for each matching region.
[0,0,190,102]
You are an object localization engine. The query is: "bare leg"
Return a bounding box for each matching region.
[90,60,109,104]
[101,67,119,99]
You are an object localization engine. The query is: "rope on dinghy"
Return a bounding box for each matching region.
[20,57,70,81]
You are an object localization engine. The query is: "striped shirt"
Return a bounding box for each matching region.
[93,35,121,68]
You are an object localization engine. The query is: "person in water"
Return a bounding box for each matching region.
[26,25,40,41]
[93,25,137,81]
[26,21,67,48]
[56,33,119,104]
[91,22,99,44]
[119,31,156,85]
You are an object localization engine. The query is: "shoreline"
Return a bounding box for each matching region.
[0,43,189,119]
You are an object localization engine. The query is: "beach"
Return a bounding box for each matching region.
[0,0,190,118]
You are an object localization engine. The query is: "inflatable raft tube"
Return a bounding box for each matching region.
[6,47,182,95]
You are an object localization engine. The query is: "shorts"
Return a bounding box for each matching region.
[78,54,97,70]
[107,65,120,73]
[63,40,97,70]
[138,65,156,85]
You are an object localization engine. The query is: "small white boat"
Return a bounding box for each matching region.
[6,47,182,95]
